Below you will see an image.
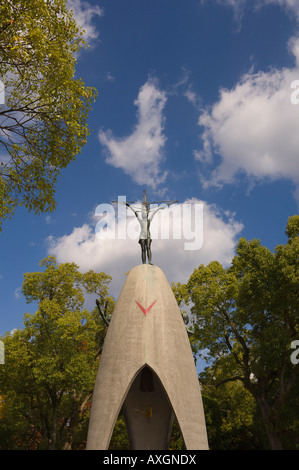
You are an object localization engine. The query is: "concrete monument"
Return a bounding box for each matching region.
[86,192,208,450]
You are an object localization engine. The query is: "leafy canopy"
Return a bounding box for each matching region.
[173,216,299,449]
[0,0,97,229]
[0,256,113,449]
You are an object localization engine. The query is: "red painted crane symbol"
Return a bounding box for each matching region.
[135,300,157,316]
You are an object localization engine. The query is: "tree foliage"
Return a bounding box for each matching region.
[201,370,267,450]
[0,256,113,450]
[0,0,97,229]
[173,216,299,450]
[1,218,298,449]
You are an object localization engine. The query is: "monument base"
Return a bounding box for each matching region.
[86,264,209,450]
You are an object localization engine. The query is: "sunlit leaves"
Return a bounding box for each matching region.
[172,216,299,449]
[0,256,112,448]
[0,0,97,229]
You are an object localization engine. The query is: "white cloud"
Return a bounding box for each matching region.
[213,0,299,19]
[47,200,243,299]
[263,0,299,19]
[45,215,56,225]
[213,0,247,14]
[184,85,201,107]
[14,287,21,299]
[196,36,299,201]
[105,72,115,82]
[99,78,168,189]
[289,35,299,66]
[67,0,103,43]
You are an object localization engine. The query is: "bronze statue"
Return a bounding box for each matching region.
[114,190,177,264]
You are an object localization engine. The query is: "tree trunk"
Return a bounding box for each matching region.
[62,439,73,450]
[61,417,77,450]
[256,396,283,450]
[48,404,58,450]
[61,392,93,450]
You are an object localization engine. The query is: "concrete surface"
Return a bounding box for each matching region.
[86,264,209,450]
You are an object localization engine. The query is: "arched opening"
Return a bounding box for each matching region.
[108,412,186,450]
[111,365,178,450]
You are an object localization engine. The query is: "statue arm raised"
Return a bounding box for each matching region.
[149,203,170,221]
[124,202,141,221]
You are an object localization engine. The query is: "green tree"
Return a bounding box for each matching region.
[173,216,299,450]
[0,256,113,450]
[200,369,266,449]
[109,415,130,450]
[0,0,97,230]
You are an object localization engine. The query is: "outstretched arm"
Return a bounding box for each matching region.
[149,201,177,221]
[149,204,166,222]
[123,202,141,221]
[112,200,140,218]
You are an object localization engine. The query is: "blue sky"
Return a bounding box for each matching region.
[1,0,299,335]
